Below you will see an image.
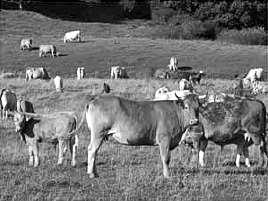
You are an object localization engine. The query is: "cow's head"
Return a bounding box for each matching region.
[175,93,200,126]
[14,112,26,133]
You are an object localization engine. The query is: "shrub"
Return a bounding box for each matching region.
[217,27,267,45]
[181,20,217,40]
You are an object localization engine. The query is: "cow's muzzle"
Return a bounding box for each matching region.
[189,119,198,125]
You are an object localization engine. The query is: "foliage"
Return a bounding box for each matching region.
[217,27,268,45]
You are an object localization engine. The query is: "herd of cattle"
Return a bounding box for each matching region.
[0,30,267,178]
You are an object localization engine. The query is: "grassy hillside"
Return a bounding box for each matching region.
[0,10,268,201]
[0,10,267,79]
[0,78,268,201]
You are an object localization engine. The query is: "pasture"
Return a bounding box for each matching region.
[0,10,268,201]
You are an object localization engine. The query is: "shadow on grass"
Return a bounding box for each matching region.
[29,47,39,51]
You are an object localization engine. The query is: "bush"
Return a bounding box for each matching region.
[217,27,267,45]
[181,20,217,40]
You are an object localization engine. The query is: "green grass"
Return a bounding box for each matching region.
[0,10,268,201]
[0,78,268,201]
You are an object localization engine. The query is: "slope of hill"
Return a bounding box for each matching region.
[0,10,267,79]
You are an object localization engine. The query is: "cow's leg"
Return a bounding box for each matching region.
[58,139,68,165]
[28,145,34,166]
[32,143,39,167]
[198,139,207,167]
[69,135,78,166]
[87,134,104,178]
[243,146,251,167]
[158,136,171,178]
[236,143,244,168]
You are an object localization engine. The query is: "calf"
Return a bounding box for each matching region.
[13,111,79,167]
[0,89,17,120]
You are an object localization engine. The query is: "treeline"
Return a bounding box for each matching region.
[159,0,267,30]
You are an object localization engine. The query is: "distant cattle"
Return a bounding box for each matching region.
[64,30,81,43]
[244,68,264,83]
[77,67,85,80]
[189,71,204,85]
[0,89,17,120]
[25,67,50,81]
[13,111,79,167]
[168,56,178,71]
[54,76,63,92]
[82,94,200,178]
[20,38,32,50]
[154,69,170,79]
[110,66,128,79]
[17,99,34,114]
[39,45,57,58]
[180,96,268,168]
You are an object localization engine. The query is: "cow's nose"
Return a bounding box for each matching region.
[190,119,198,125]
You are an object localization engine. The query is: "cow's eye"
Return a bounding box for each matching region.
[184,104,189,109]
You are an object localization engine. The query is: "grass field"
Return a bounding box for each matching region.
[0,10,268,201]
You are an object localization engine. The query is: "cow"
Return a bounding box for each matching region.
[17,99,34,114]
[64,30,81,43]
[25,67,50,81]
[244,68,264,83]
[110,66,128,79]
[54,76,63,92]
[20,38,32,50]
[39,45,57,58]
[77,67,85,80]
[251,81,268,95]
[180,96,268,168]
[13,111,79,167]
[154,87,192,101]
[0,89,17,120]
[168,56,178,71]
[81,94,200,178]
[178,78,193,91]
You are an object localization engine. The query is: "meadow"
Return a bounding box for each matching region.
[0,10,268,201]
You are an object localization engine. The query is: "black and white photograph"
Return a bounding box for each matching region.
[0,0,267,200]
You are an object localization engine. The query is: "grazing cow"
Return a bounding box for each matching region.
[168,56,178,71]
[102,83,111,94]
[39,45,57,58]
[154,87,192,101]
[13,111,79,167]
[82,94,200,178]
[20,38,32,50]
[180,96,268,168]
[0,89,17,120]
[244,68,264,83]
[64,30,81,43]
[178,78,193,91]
[110,66,128,79]
[77,67,85,80]
[25,67,50,81]
[54,76,63,92]
[189,71,204,85]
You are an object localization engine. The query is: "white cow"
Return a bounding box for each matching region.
[168,56,178,71]
[64,30,81,43]
[110,66,128,79]
[20,38,32,50]
[243,68,264,83]
[154,87,192,101]
[178,78,193,91]
[252,81,268,94]
[0,89,17,120]
[39,45,57,58]
[54,76,63,92]
[77,67,85,80]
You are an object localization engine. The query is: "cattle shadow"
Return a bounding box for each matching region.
[29,47,39,51]
[57,53,68,57]
[177,66,193,71]
[3,1,151,23]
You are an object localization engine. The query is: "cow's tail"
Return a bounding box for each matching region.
[66,104,89,138]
